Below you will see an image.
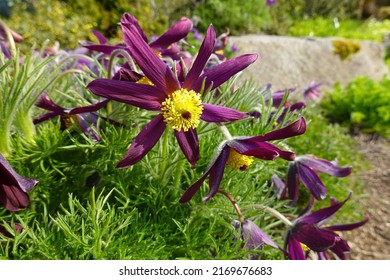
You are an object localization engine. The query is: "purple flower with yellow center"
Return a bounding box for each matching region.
[179,117,306,203]
[285,193,369,260]
[33,93,108,142]
[87,19,258,168]
[0,153,38,211]
[287,155,352,204]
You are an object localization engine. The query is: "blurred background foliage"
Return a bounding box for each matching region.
[2,0,390,50]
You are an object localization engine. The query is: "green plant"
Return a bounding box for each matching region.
[320,76,390,138]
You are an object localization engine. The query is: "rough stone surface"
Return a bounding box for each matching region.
[231,35,389,91]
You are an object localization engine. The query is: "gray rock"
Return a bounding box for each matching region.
[231,35,389,91]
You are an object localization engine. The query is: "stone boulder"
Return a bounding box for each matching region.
[231,35,389,91]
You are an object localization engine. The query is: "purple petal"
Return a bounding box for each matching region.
[183,25,216,89]
[92,30,108,44]
[203,146,230,202]
[271,174,286,200]
[287,162,300,204]
[287,237,306,260]
[297,155,352,177]
[246,117,306,142]
[0,154,38,193]
[229,140,294,160]
[329,237,350,259]
[87,79,166,111]
[33,112,62,124]
[179,145,229,203]
[0,184,30,211]
[297,163,328,200]
[192,54,258,92]
[76,113,100,142]
[298,193,352,224]
[292,223,336,251]
[120,13,149,43]
[79,42,126,55]
[122,22,180,94]
[116,115,166,168]
[242,219,280,250]
[175,129,200,167]
[325,214,370,232]
[35,92,65,112]
[68,99,109,114]
[149,17,193,49]
[201,103,248,122]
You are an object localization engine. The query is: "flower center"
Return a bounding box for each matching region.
[226,149,254,170]
[137,76,154,86]
[161,88,203,132]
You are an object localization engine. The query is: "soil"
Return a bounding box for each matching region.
[345,134,390,259]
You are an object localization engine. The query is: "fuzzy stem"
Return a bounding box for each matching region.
[15,109,36,140]
[218,189,245,223]
[216,123,233,140]
[247,204,293,227]
[0,121,12,157]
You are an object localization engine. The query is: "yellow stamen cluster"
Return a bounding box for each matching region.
[137,76,155,86]
[61,114,78,129]
[300,243,310,252]
[161,88,203,132]
[226,149,254,170]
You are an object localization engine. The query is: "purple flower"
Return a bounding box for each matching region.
[88,17,257,168]
[303,81,323,102]
[81,14,193,61]
[233,219,281,257]
[180,117,306,203]
[266,0,276,6]
[0,153,38,211]
[286,193,369,260]
[0,24,23,58]
[286,155,352,204]
[33,93,108,142]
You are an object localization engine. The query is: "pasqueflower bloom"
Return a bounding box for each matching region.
[33,93,108,142]
[285,193,369,260]
[286,155,352,204]
[180,117,306,203]
[303,81,323,102]
[88,16,257,168]
[81,14,193,61]
[0,153,38,211]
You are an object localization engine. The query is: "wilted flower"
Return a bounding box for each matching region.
[286,155,352,204]
[0,153,38,211]
[285,193,369,260]
[88,14,257,168]
[33,92,108,142]
[180,117,306,203]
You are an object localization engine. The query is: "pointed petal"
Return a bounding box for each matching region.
[298,193,352,224]
[325,214,370,232]
[33,112,62,124]
[116,115,166,168]
[76,113,100,142]
[122,22,180,94]
[35,92,65,112]
[120,13,148,43]
[292,223,336,251]
[92,30,108,44]
[271,174,287,200]
[0,184,30,211]
[79,42,126,55]
[298,155,352,177]
[175,129,200,167]
[287,237,306,260]
[191,54,258,92]
[201,103,248,122]
[87,79,166,111]
[149,17,193,49]
[242,219,280,250]
[287,162,300,205]
[0,154,38,192]
[183,25,216,89]
[203,145,230,202]
[246,117,306,142]
[329,237,350,259]
[68,99,109,114]
[297,163,328,200]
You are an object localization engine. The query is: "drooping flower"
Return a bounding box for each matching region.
[179,117,306,203]
[286,155,352,204]
[285,193,369,260]
[0,153,38,211]
[88,14,258,168]
[33,92,108,142]
[303,81,323,102]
